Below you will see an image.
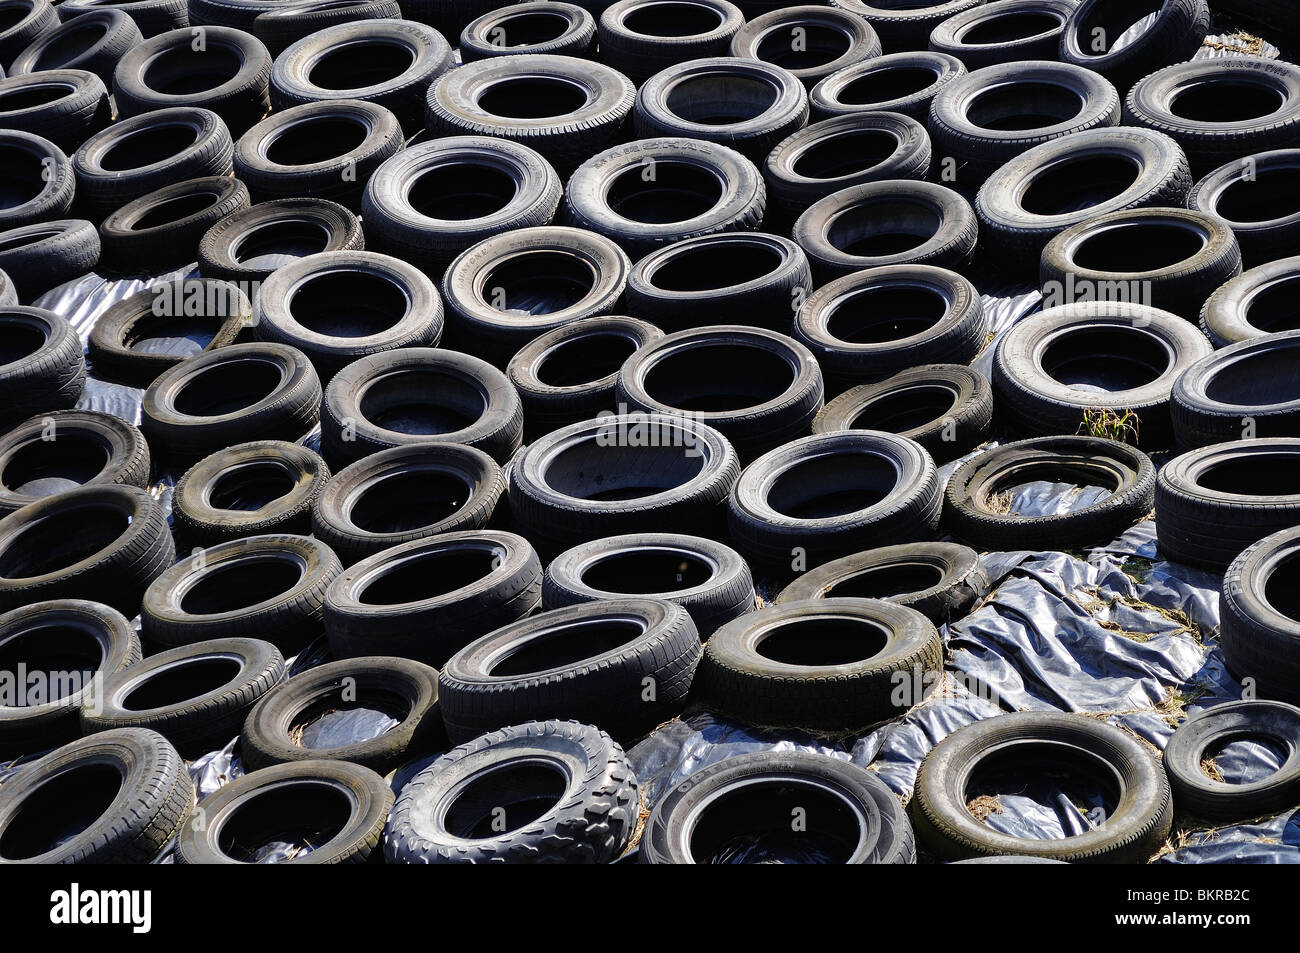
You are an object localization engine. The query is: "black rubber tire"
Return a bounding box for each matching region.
[71,105,231,219]
[9,7,140,85]
[324,529,541,668]
[506,314,662,441]
[1060,0,1210,92]
[441,224,630,367]
[320,347,522,468]
[1222,525,1300,706]
[830,0,982,52]
[140,341,321,466]
[81,636,284,757]
[508,413,740,557]
[384,719,637,864]
[1199,256,1300,349]
[189,0,299,30]
[0,305,84,427]
[0,598,139,757]
[614,324,824,462]
[810,51,966,123]
[598,0,740,85]
[912,712,1172,863]
[361,136,561,279]
[0,218,98,301]
[812,363,992,463]
[793,179,978,282]
[775,541,988,625]
[240,655,445,774]
[0,409,150,515]
[640,750,916,864]
[928,0,1074,70]
[460,1,594,63]
[625,231,811,333]
[254,0,400,55]
[1170,330,1300,449]
[178,759,392,863]
[88,279,249,388]
[0,68,108,153]
[270,18,453,133]
[763,112,931,227]
[1155,438,1300,570]
[98,174,250,273]
[311,442,504,565]
[1040,207,1241,323]
[59,0,189,36]
[171,439,329,548]
[0,130,74,230]
[730,5,881,91]
[542,532,755,638]
[974,127,1193,269]
[793,264,986,394]
[112,24,270,136]
[0,727,192,864]
[439,598,701,743]
[992,301,1212,449]
[0,484,174,616]
[928,61,1121,187]
[0,0,59,68]
[424,53,635,176]
[943,435,1156,552]
[197,196,364,286]
[1187,149,1300,269]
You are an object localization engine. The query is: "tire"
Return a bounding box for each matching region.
[1155,438,1300,570]
[625,232,811,333]
[1163,700,1300,821]
[928,61,1121,187]
[633,57,807,165]
[775,541,988,625]
[1170,331,1300,449]
[1188,150,1300,270]
[793,179,977,283]
[0,68,109,153]
[830,0,983,52]
[810,51,966,123]
[384,719,637,864]
[975,127,1192,269]
[0,409,150,515]
[729,5,881,91]
[324,529,542,668]
[197,197,364,286]
[141,341,321,466]
[727,430,941,575]
[178,759,392,863]
[0,727,192,864]
[614,324,824,462]
[71,105,232,219]
[542,533,755,639]
[0,0,59,68]
[943,435,1156,551]
[763,112,931,227]
[1060,0,1210,92]
[239,655,445,774]
[188,0,294,30]
[99,174,251,273]
[112,23,271,136]
[506,314,662,441]
[270,19,453,133]
[912,712,1172,863]
[0,305,84,428]
[928,0,1075,70]
[441,225,630,367]
[0,130,73,230]
[793,264,986,393]
[254,249,442,381]
[0,218,98,301]
[992,301,1213,449]
[1222,525,1300,706]
[311,442,504,565]
[59,0,189,36]
[1199,256,1300,348]
[599,0,740,85]
[319,347,522,468]
[0,599,139,758]
[254,0,400,56]
[0,484,173,616]
[640,750,916,864]
[1040,207,1241,323]
[171,439,329,548]
[87,278,250,388]
[460,1,594,63]
[508,414,740,556]
[81,636,285,757]
[562,137,765,260]
[812,363,992,463]
[424,53,635,175]
[361,136,561,278]
[233,99,403,212]
[9,8,140,85]
[438,598,701,743]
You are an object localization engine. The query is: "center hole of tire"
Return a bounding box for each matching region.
[837,66,938,105]
[825,199,941,257]
[175,359,284,416]
[0,503,128,579]
[792,130,899,179]
[543,432,708,501]
[0,762,122,860]
[643,342,795,411]
[100,123,203,172]
[959,11,1063,44]
[848,384,957,432]
[179,556,305,614]
[1215,166,1300,223]
[1202,342,1300,405]
[130,190,221,231]
[0,322,45,366]
[1170,80,1286,123]
[1020,153,1140,216]
[1201,732,1289,785]
[767,451,897,519]
[756,22,851,71]
[581,549,714,593]
[987,466,1117,514]
[535,332,638,386]
[1198,453,1300,496]
[476,76,590,118]
[665,74,780,125]
[122,656,242,710]
[231,219,334,269]
[357,547,500,604]
[826,284,949,343]
[489,11,571,45]
[308,40,415,90]
[1,434,109,497]
[0,82,75,112]
[216,782,353,862]
[124,308,229,360]
[757,616,889,665]
[265,117,369,165]
[31,21,107,72]
[965,81,1085,131]
[489,619,642,675]
[407,161,519,221]
[143,44,242,94]
[649,240,782,292]
[1244,275,1300,334]
[1266,550,1300,620]
[823,561,947,599]
[624,1,723,36]
[482,251,597,314]
[443,760,568,837]
[358,370,488,435]
[289,271,409,338]
[1041,327,1170,392]
[346,467,472,532]
[1070,221,1207,272]
[0,623,103,702]
[606,160,724,224]
[291,689,405,747]
[965,742,1120,840]
[0,146,52,209]
[688,779,862,864]
[208,460,299,511]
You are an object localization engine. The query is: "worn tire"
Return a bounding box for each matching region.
[809,51,966,122]
[0,130,74,230]
[1170,330,1300,449]
[1222,525,1300,706]
[928,0,1075,70]
[1059,0,1210,92]
[460,1,594,62]
[0,68,109,153]
[1187,149,1300,269]
[0,218,98,301]
[197,197,364,286]
[730,5,881,90]
[0,306,83,427]
[9,8,141,86]
[1199,256,1300,348]
[98,174,250,273]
